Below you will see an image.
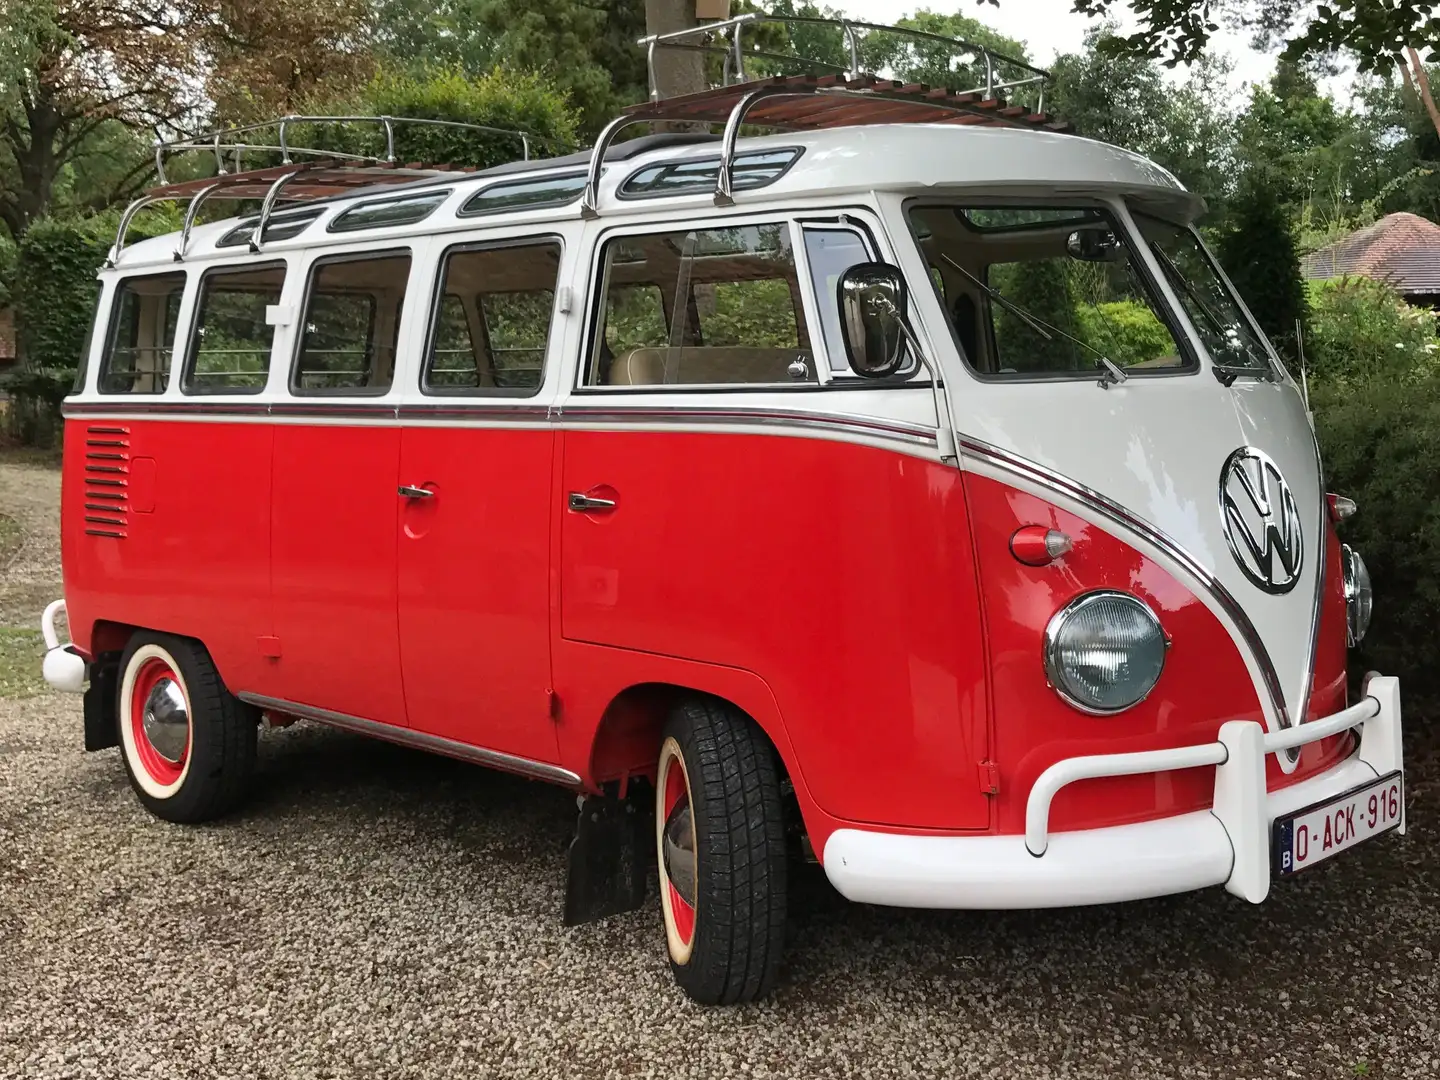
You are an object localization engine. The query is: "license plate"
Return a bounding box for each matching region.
[1273,771,1403,876]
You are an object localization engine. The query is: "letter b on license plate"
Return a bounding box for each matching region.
[1273,771,1403,875]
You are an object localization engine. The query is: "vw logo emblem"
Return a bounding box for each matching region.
[1219,447,1303,595]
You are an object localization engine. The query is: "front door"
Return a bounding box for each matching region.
[396,235,565,763]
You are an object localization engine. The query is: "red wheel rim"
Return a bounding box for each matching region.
[129,657,189,786]
[661,748,696,950]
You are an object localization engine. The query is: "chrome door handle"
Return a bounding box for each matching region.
[398,485,434,499]
[568,492,616,513]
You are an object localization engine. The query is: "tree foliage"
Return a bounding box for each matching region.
[1002,0,1440,72]
[1216,172,1309,364]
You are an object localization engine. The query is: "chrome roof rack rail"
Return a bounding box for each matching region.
[153,115,564,186]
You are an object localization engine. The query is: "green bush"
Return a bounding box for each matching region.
[1305,276,1440,388]
[299,68,580,172]
[1076,299,1175,367]
[1313,375,1440,707]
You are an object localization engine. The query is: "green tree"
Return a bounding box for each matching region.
[1006,0,1440,72]
[1215,171,1308,366]
[474,0,649,137]
[1047,28,1235,220]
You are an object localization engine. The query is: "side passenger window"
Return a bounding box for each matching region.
[294,252,411,394]
[423,239,560,397]
[588,223,814,387]
[184,264,285,394]
[99,272,186,394]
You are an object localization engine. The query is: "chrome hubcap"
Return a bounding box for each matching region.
[141,677,189,763]
[662,801,696,907]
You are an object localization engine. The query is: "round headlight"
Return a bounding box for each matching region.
[1342,544,1373,646]
[1043,591,1168,715]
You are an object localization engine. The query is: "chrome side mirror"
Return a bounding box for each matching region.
[838,263,908,378]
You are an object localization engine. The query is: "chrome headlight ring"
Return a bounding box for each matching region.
[1341,544,1373,647]
[1043,590,1169,716]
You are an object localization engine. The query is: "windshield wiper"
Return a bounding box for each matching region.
[940,254,1127,389]
[1149,243,1274,385]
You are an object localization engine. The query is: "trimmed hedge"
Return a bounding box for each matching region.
[3,211,176,447]
[1313,375,1440,708]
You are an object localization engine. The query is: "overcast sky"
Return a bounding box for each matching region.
[835,0,1349,109]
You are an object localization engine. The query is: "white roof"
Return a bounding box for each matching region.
[111,124,1199,270]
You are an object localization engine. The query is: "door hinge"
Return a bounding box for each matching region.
[978,760,1000,796]
[547,688,562,721]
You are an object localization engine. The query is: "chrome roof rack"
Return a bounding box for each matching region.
[581,70,1068,218]
[104,19,1068,265]
[109,114,570,266]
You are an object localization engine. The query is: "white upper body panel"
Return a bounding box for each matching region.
[106,124,1199,272]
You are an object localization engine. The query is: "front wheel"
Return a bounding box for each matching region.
[117,632,257,823]
[656,698,788,1004]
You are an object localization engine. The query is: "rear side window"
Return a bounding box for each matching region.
[293,252,411,394]
[183,264,285,394]
[98,272,186,394]
[423,239,561,396]
[587,223,814,388]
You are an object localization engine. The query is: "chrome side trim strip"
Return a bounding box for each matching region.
[956,433,1291,731]
[62,400,940,450]
[556,404,939,447]
[238,692,582,786]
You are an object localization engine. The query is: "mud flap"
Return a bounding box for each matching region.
[83,658,119,752]
[563,783,651,926]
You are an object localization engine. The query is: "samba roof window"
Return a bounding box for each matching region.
[960,208,1101,233]
[217,208,323,248]
[459,171,589,217]
[620,149,803,199]
[329,189,451,233]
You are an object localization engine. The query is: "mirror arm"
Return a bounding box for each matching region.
[879,296,957,466]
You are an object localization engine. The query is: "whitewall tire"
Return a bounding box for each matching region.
[116,632,257,823]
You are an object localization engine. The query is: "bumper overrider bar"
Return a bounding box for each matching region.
[823,677,1404,909]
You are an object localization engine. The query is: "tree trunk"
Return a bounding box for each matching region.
[1405,47,1440,144]
[644,0,708,101]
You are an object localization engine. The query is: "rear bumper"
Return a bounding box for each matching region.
[822,676,1405,909]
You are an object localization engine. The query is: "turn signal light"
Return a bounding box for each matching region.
[1011,526,1072,566]
[1327,493,1357,524]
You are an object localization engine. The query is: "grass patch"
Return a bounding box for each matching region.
[0,512,20,566]
[0,627,46,699]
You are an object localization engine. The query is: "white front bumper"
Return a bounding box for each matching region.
[823,676,1405,910]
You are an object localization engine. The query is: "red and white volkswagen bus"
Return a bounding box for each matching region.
[41,21,1405,1005]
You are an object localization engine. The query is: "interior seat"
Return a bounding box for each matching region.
[607,346,815,386]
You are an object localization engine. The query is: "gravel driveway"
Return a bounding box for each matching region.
[1,452,1437,1079]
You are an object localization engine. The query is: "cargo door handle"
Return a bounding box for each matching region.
[398,485,434,499]
[568,492,616,513]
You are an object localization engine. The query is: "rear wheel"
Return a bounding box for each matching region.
[656,697,788,1004]
[117,632,256,823]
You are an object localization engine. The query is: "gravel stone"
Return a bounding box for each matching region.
[1,458,1436,1079]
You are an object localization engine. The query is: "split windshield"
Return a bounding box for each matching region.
[909,204,1189,380]
[909,203,1278,382]
[1130,209,1277,378]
